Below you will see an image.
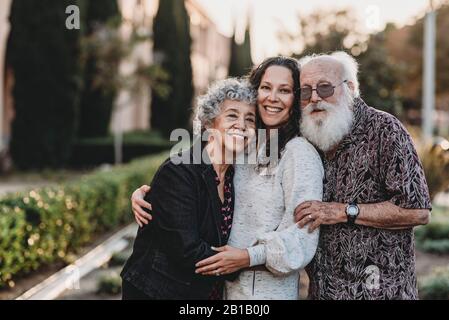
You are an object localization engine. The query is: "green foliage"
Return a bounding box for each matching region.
[0,152,167,289]
[405,3,449,100]
[76,130,171,147]
[415,205,449,254]
[151,0,194,137]
[8,0,84,169]
[292,9,403,116]
[228,25,253,77]
[418,144,449,200]
[97,272,122,295]
[417,239,449,254]
[357,26,405,116]
[419,267,449,300]
[78,0,121,138]
[108,252,129,267]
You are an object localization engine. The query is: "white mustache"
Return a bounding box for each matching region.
[304,102,331,114]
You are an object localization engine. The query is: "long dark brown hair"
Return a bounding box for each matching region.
[247,56,301,162]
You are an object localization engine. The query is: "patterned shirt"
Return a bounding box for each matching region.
[209,166,235,300]
[306,98,432,300]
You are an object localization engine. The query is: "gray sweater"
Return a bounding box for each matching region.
[225,137,324,300]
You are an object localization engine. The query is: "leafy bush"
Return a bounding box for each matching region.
[0,152,167,289]
[415,206,449,254]
[418,143,449,200]
[108,252,129,267]
[8,0,84,169]
[417,239,449,254]
[97,272,122,295]
[69,131,173,167]
[419,267,449,300]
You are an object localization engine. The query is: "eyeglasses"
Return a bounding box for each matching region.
[300,80,348,101]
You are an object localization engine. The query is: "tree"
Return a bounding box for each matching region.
[78,0,121,138]
[292,9,403,115]
[9,0,83,169]
[357,25,405,116]
[150,0,193,137]
[228,24,253,77]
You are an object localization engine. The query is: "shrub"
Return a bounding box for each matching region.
[97,272,122,295]
[417,239,449,254]
[415,206,449,253]
[418,143,449,200]
[108,252,129,267]
[0,152,167,289]
[8,0,84,169]
[78,0,121,138]
[419,267,449,300]
[151,0,193,136]
[69,131,173,167]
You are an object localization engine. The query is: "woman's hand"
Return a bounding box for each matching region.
[131,185,152,227]
[195,245,250,276]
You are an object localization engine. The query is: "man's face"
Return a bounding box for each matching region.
[299,58,355,152]
[300,58,345,118]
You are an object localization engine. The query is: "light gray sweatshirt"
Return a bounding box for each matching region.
[224,137,324,300]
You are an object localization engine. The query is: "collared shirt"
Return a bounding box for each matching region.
[306,98,431,300]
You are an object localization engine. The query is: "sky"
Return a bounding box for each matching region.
[195,0,441,63]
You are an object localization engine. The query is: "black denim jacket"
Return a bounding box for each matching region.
[121,145,238,299]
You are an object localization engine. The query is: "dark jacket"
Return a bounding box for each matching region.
[121,147,237,299]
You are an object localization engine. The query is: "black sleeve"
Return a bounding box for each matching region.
[147,162,216,272]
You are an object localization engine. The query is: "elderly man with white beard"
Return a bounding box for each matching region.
[294,51,431,300]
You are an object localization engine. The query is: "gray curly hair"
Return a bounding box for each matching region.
[195,78,257,129]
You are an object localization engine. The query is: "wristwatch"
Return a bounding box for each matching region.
[345,202,359,225]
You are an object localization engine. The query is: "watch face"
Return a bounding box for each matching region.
[348,205,358,216]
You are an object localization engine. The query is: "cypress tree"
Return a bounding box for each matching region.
[78,0,121,138]
[9,0,83,169]
[151,0,193,137]
[228,23,253,77]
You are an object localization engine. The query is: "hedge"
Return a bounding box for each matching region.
[0,152,168,289]
[69,131,173,167]
[419,267,449,300]
[415,206,449,254]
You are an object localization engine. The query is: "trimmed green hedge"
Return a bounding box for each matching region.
[415,206,449,254]
[69,131,173,167]
[0,153,167,289]
[419,267,449,300]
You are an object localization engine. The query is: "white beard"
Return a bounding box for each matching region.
[300,91,355,152]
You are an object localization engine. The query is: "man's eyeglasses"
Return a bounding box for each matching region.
[300,80,348,101]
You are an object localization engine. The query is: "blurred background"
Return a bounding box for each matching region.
[0,0,448,300]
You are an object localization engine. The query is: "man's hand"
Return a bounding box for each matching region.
[131,185,152,227]
[295,201,347,232]
[195,245,250,276]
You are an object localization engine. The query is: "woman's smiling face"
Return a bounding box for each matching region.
[257,65,295,129]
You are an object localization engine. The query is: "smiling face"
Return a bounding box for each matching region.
[210,99,256,156]
[299,57,355,152]
[299,58,346,120]
[257,65,295,129]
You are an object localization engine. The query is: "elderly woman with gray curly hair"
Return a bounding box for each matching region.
[121,78,257,300]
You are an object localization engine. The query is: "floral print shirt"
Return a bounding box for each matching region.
[306,98,432,300]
